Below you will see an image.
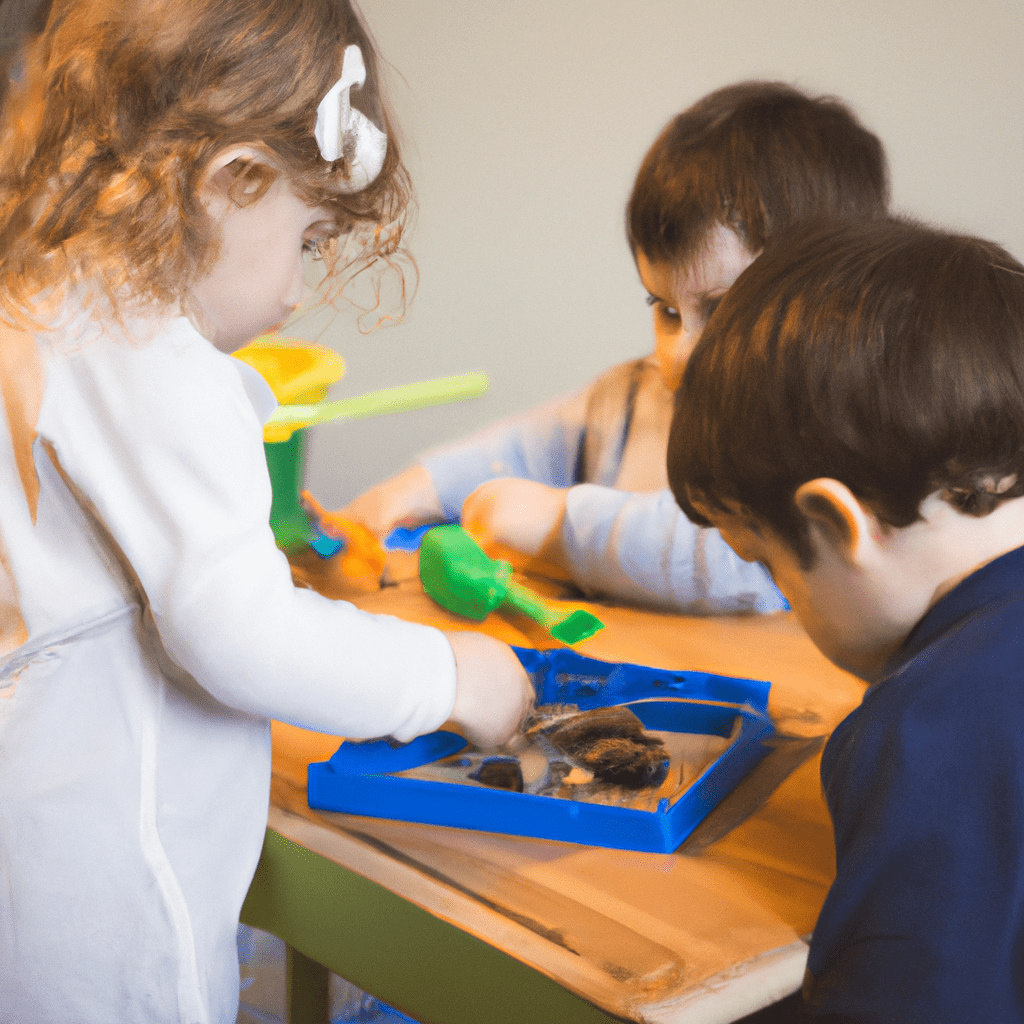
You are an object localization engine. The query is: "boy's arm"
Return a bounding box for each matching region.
[340,463,444,538]
[463,480,786,614]
[340,384,595,537]
[803,648,1024,1023]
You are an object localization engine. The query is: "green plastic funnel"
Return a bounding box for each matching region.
[419,525,604,645]
[264,428,314,551]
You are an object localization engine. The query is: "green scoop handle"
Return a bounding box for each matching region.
[266,372,489,429]
[418,525,603,645]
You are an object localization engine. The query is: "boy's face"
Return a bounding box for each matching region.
[637,225,755,392]
[711,505,917,682]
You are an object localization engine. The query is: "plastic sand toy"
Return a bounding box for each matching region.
[418,524,604,645]
[233,336,489,552]
[233,338,346,411]
[307,645,775,853]
[299,490,386,581]
[263,371,488,443]
[233,337,347,550]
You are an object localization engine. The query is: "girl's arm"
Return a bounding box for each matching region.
[40,321,530,744]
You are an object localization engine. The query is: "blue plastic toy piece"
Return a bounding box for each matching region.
[308,647,775,853]
[383,521,456,552]
[309,531,344,558]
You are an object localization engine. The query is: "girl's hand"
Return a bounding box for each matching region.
[461,478,570,575]
[340,465,444,539]
[443,631,534,750]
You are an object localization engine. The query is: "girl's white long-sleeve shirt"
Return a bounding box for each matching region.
[0,311,457,1024]
[421,357,785,616]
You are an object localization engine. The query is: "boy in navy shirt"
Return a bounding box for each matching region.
[667,217,1024,1022]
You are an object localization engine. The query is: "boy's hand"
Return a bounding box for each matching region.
[340,465,444,539]
[443,631,534,749]
[461,479,569,573]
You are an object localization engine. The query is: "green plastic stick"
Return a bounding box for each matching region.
[503,583,605,646]
[419,525,604,645]
[502,581,556,625]
[267,372,489,429]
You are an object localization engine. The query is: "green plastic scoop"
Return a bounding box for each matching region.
[265,372,489,440]
[419,524,604,645]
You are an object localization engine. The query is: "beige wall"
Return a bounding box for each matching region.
[299,0,1024,507]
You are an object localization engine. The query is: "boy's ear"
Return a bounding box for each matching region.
[794,478,876,566]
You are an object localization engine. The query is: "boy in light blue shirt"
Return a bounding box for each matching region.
[343,81,889,614]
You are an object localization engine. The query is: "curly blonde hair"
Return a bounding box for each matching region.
[0,0,411,326]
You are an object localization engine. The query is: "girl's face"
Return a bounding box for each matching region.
[637,225,755,392]
[189,175,337,353]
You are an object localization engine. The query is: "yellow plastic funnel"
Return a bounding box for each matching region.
[233,337,346,406]
[232,337,346,549]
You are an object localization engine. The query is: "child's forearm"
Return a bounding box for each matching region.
[419,384,594,520]
[561,486,787,614]
[341,464,444,537]
[459,479,787,614]
[460,478,571,577]
[443,630,534,750]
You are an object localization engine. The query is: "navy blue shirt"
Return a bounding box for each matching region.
[805,544,1024,1023]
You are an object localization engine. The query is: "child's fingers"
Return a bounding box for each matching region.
[444,631,534,750]
[462,479,569,565]
[341,465,444,539]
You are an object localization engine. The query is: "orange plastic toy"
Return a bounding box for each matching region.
[300,490,386,582]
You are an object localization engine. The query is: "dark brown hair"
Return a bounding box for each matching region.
[668,217,1024,563]
[627,81,890,268]
[0,0,410,324]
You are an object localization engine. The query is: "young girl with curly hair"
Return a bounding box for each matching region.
[0,1,531,1020]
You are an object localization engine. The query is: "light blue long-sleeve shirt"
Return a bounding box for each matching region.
[421,358,786,615]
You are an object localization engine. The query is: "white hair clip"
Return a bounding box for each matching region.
[314,44,388,192]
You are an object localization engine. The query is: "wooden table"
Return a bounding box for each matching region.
[241,552,866,1024]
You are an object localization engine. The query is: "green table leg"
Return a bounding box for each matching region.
[286,944,330,1024]
[241,828,628,1024]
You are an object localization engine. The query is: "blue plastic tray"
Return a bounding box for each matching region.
[308,647,775,853]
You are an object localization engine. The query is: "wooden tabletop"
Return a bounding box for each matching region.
[262,551,866,1024]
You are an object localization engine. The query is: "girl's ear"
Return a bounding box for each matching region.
[794,478,877,567]
[199,145,268,214]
